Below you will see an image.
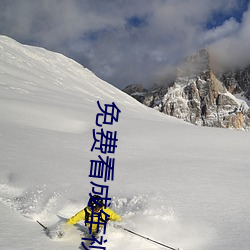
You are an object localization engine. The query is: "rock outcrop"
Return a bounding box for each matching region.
[123,49,250,130]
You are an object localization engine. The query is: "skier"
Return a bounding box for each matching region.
[66,195,122,235]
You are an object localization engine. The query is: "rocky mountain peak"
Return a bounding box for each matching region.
[123,49,250,130]
[177,49,210,78]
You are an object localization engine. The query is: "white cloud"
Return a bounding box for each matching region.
[209,5,250,68]
[200,18,240,45]
[0,0,249,88]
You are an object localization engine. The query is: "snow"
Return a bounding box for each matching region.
[234,93,250,107]
[0,35,250,250]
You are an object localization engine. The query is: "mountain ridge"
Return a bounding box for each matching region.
[123,49,250,130]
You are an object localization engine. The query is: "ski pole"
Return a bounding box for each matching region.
[37,220,48,231]
[122,227,180,250]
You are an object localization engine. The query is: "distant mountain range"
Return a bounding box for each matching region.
[123,49,250,130]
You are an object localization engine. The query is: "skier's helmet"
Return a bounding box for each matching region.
[88,195,104,208]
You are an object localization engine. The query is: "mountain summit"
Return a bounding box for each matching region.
[124,49,250,130]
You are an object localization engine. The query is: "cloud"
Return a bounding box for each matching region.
[209,4,250,69]
[200,18,240,45]
[0,0,249,89]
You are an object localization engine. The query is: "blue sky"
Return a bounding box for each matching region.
[205,0,249,28]
[0,0,249,89]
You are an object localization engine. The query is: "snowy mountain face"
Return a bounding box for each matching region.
[123,49,250,130]
[217,66,250,100]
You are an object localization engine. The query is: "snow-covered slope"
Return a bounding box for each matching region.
[0,36,250,250]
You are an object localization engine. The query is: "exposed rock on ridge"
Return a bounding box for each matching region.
[123,49,250,130]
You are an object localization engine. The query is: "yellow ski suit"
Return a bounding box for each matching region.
[67,206,121,233]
